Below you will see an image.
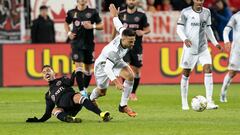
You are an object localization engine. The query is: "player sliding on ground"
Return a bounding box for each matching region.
[89,4,137,117]
[220,11,240,103]
[176,0,223,110]
[26,65,111,123]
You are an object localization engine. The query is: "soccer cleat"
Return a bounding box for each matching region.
[129,93,138,101]
[182,105,189,110]
[65,116,82,123]
[119,105,137,117]
[80,90,88,98]
[206,101,219,110]
[220,94,227,103]
[100,111,112,122]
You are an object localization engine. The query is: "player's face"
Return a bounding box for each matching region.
[193,0,204,9]
[42,67,55,81]
[122,36,136,49]
[126,0,137,9]
[77,0,87,5]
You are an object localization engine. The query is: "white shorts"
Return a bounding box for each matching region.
[94,61,129,89]
[180,49,212,69]
[228,49,240,71]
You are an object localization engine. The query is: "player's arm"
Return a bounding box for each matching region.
[205,11,223,51]
[176,10,192,47]
[64,11,76,40]
[111,26,117,40]
[136,14,151,36]
[26,94,55,122]
[62,71,76,86]
[109,4,125,35]
[104,51,124,90]
[223,15,235,52]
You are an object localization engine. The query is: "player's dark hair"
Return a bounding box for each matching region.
[122,28,136,37]
[42,65,52,70]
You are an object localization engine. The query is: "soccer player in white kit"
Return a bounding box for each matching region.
[176,0,223,110]
[90,4,137,117]
[220,11,240,103]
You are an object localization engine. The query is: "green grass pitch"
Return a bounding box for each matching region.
[0,84,240,135]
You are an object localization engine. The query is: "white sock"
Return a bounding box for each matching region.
[181,75,189,106]
[204,73,213,102]
[120,80,133,106]
[221,73,232,96]
[90,88,99,101]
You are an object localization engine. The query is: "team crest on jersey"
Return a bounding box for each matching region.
[73,54,79,60]
[86,12,92,18]
[134,16,140,22]
[123,14,127,21]
[74,20,81,26]
[56,81,62,86]
[51,95,55,102]
[123,23,128,28]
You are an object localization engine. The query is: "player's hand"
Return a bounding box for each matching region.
[83,21,93,29]
[68,32,76,40]
[26,117,40,122]
[224,42,231,52]
[216,44,224,52]
[184,39,192,48]
[112,79,124,91]
[109,4,119,17]
[136,30,145,36]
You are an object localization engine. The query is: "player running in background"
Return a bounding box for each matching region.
[26,65,111,123]
[220,11,240,103]
[176,0,223,110]
[112,0,150,101]
[64,0,103,97]
[90,4,137,117]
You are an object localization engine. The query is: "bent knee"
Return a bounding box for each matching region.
[99,89,107,96]
[52,108,64,116]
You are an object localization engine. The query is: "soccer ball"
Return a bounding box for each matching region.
[191,95,207,112]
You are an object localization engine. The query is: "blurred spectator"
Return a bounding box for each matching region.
[161,0,172,11]
[204,0,215,8]
[147,0,157,13]
[31,5,55,43]
[171,0,192,10]
[211,0,232,41]
[102,0,126,12]
[137,0,148,11]
[227,0,240,13]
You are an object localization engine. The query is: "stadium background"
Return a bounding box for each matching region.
[0,0,240,86]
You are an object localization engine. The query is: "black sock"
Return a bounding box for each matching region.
[84,74,92,88]
[56,112,68,122]
[76,71,84,91]
[82,99,101,115]
[132,78,140,94]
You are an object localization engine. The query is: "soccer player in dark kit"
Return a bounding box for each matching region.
[112,0,150,101]
[26,65,111,123]
[64,0,103,97]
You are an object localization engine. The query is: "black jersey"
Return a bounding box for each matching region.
[118,9,149,52]
[65,7,102,51]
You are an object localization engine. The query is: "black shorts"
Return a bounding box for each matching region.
[71,47,94,64]
[123,50,143,68]
[57,92,76,108]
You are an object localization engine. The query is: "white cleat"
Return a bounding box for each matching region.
[220,94,227,103]
[206,101,219,110]
[182,105,189,110]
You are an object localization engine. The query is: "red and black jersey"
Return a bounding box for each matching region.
[65,7,102,51]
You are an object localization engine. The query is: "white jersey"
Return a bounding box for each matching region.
[177,6,218,54]
[95,35,128,66]
[223,11,240,51]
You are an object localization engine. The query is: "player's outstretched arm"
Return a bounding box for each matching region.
[109,4,125,34]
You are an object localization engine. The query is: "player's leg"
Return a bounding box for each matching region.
[73,93,111,121]
[129,52,143,101]
[72,48,87,97]
[83,50,95,89]
[199,50,218,109]
[118,66,137,117]
[220,70,237,102]
[179,49,197,110]
[52,108,82,123]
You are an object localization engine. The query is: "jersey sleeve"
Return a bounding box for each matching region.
[38,93,55,122]
[177,10,186,26]
[62,72,75,87]
[226,15,236,29]
[93,10,102,24]
[65,10,73,24]
[206,10,212,26]
[113,17,125,35]
[142,13,150,28]
[223,15,236,43]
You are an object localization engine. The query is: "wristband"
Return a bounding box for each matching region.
[93,24,96,29]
